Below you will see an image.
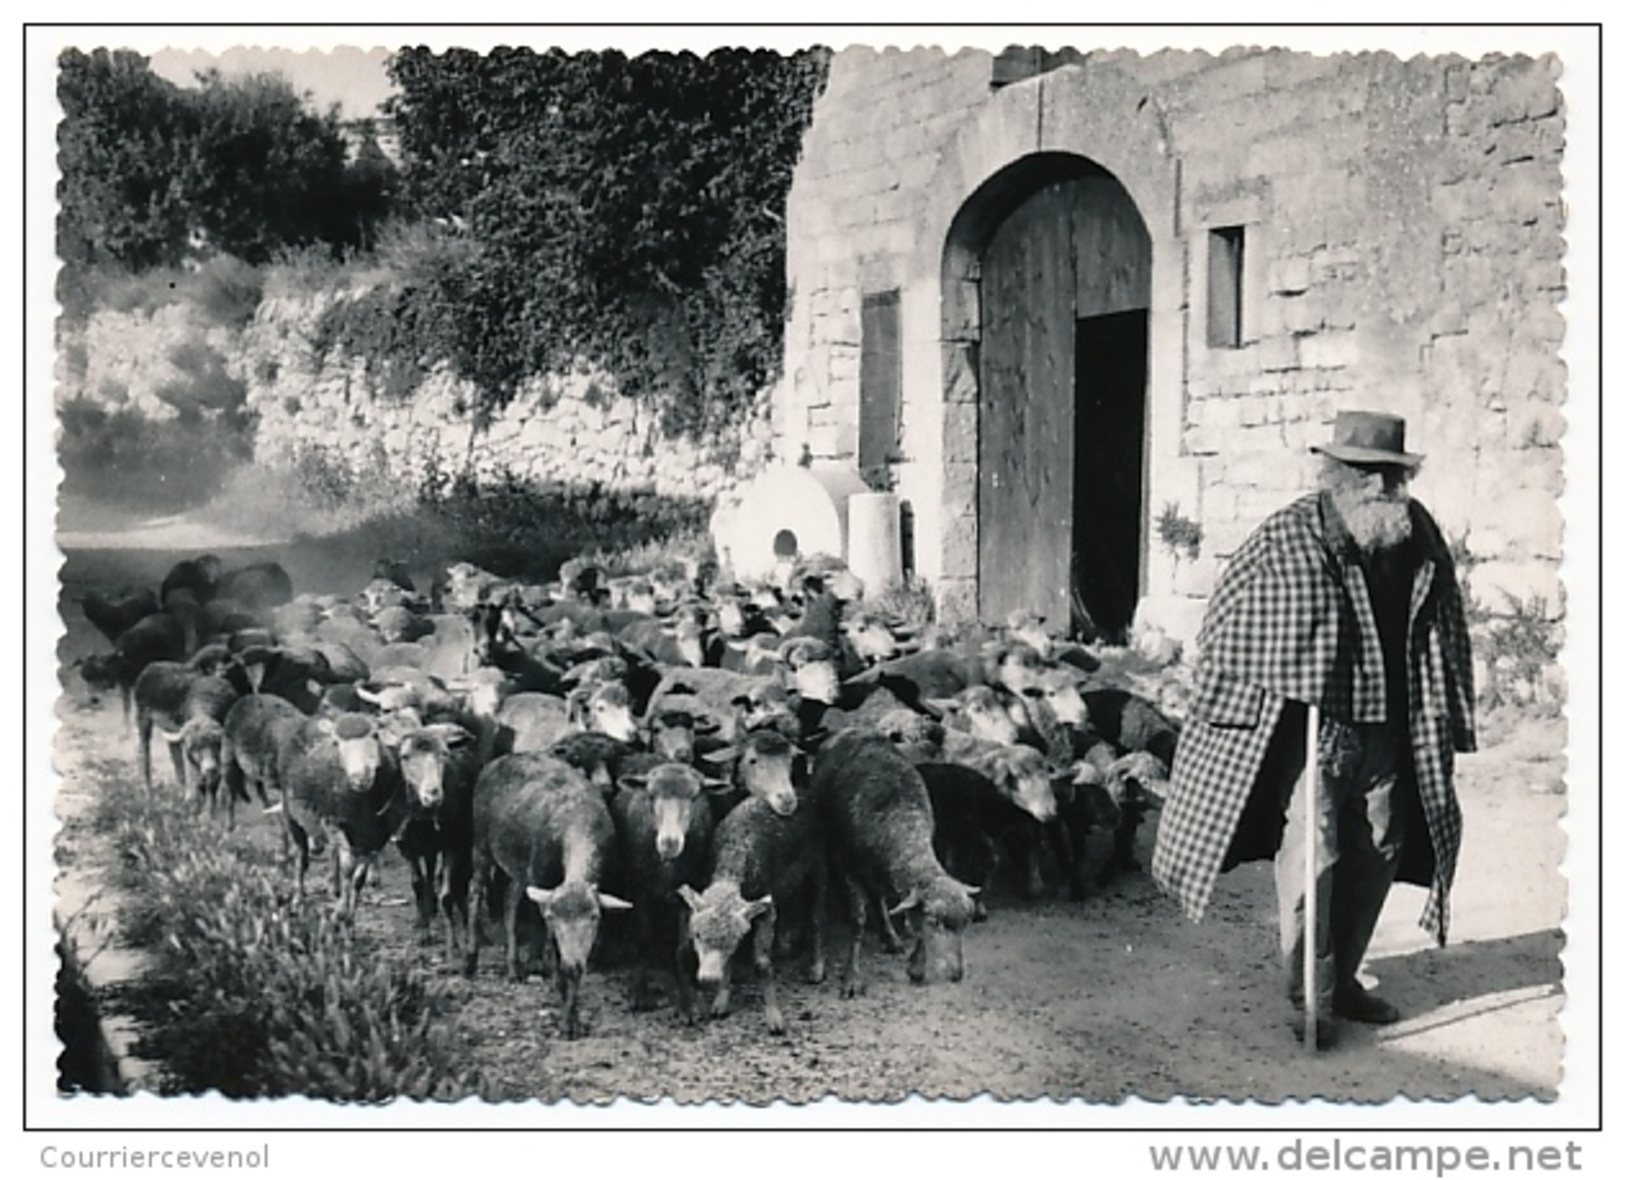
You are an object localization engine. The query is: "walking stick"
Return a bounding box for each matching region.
[1302,702,1322,1055]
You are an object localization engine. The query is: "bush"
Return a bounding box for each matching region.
[57,398,255,512]
[94,771,478,1100]
[1472,593,1564,715]
[57,254,264,329]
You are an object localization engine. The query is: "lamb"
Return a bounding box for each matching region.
[608,762,719,1021]
[678,785,828,1033]
[464,752,632,1038]
[808,729,979,996]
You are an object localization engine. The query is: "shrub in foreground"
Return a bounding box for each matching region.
[96,773,479,1100]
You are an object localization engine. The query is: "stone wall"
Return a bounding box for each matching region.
[58,290,773,506]
[777,45,1568,636]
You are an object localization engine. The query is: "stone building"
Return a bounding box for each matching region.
[773,45,1566,644]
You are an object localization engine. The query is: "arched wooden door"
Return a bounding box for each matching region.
[978,168,1151,637]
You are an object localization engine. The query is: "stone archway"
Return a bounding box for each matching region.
[911,63,1183,631]
[944,153,1152,635]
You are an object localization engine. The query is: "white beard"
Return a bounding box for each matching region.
[1333,489,1413,553]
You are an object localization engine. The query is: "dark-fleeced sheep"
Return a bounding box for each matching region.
[276,712,422,918]
[78,612,190,726]
[391,723,480,956]
[809,728,979,997]
[608,761,721,1022]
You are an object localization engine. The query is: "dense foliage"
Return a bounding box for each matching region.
[93,767,479,1100]
[56,48,395,272]
[347,45,829,433]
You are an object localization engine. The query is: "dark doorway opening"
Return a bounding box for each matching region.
[1072,309,1148,638]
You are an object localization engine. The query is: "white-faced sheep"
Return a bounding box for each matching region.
[679,784,828,1034]
[465,752,632,1038]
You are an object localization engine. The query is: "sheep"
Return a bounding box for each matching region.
[391,723,480,955]
[493,691,573,754]
[464,752,632,1038]
[276,712,418,918]
[77,612,189,725]
[844,648,986,703]
[221,692,308,824]
[312,614,386,667]
[617,615,707,670]
[808,729,979,996]
[160,555,224,607]
[438,561,508,612]
[696,726,802,821]
[548,730,636,794]
[644,666,783,741]
[644,704,718,765]
[608,762,720,1021]
[372,558,417,593]
[216,561,294,614]
[678,786,829,1033]
[128,658,240,795]
[373,605,434,644]
[79,587,160,647]
[923,730,1060,827]
[1079,687,1181,769]
[1095,749,1168,886]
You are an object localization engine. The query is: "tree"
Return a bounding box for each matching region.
[56,47,198,268]
[57,50,394,271]
[377,45,829,432]
[185,69,353,265]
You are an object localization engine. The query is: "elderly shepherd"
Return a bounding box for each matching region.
[1152,410,1476,1047]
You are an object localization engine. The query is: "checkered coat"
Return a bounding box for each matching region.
[1151,491,1476,944]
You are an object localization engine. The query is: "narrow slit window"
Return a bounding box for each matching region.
[859,290,902,483]
[1207,225,1246,349]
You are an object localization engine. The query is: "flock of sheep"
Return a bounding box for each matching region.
[73,549,1179,1039]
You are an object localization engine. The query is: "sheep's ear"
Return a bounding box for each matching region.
[598,892,634,912]
[701,776,734,793]
[677,884,703,910]
[315,716,337,738]
[922,698,956,717]
[956,881,982,896]
[887,888,923,917]
[618,772,647,791]
[692,714,722,735]
[744,895,774,921]
[427,723,474,748]
[699,744,739,766]
[525,886,554,907]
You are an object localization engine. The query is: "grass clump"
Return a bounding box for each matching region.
[93,771,479,1101]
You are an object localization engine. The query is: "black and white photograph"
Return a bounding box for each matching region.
[24,19,1602,1152]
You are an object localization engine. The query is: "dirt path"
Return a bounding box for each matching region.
[47,524,1569,1106]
